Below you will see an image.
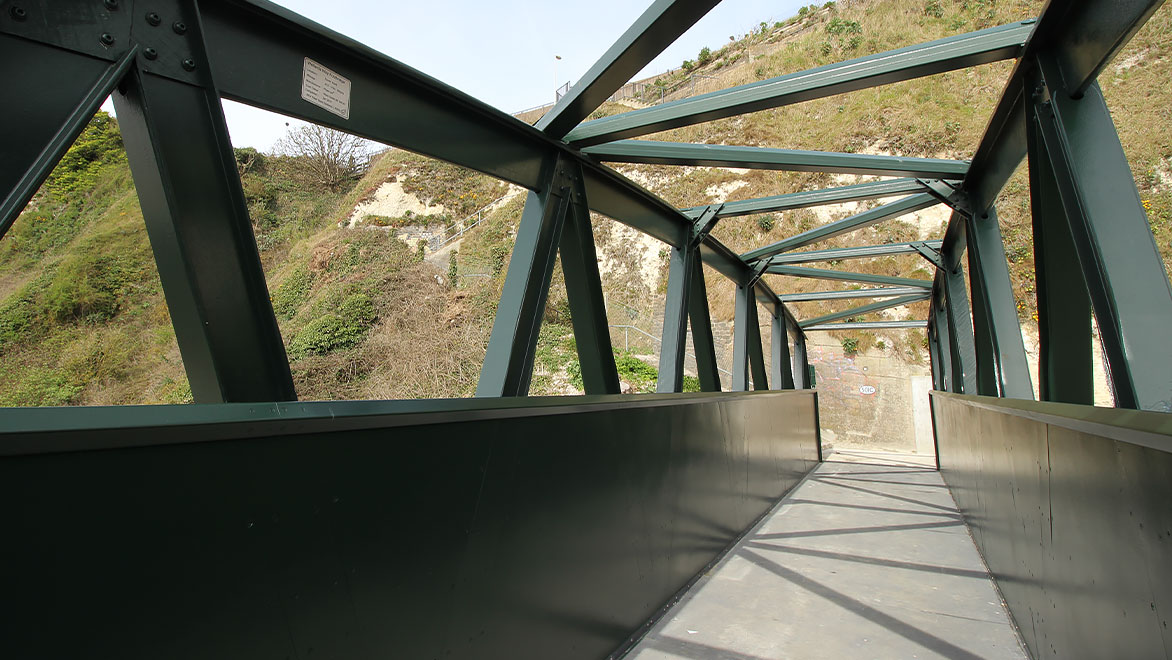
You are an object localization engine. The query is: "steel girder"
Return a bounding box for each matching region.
[583,141,969,179]
[1029,58,1172,411]
[742,194,940,261]
[803,320,926,331]
[536,0,719,139]
[767,241,944,266]
[777,287,931,302]
[766,265,932,289]
[948,0,1169,409]
[798,293,929,329]
[680,178,927,220]
[477,157,622,397]
[564,20,1036,147]
[771,312,796,390]
[732,284,768,391]
[195,0,796,322]
[0,39,138,234]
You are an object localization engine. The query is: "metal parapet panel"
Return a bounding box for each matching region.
[0,391,820,659]
[932,392,1172,659]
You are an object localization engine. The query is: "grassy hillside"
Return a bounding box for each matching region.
[1,0,1168,405]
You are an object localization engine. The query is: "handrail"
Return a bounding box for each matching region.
[609,324,733,377]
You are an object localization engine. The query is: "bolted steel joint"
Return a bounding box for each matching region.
[145,12,161,26]
[143,47,158,60]
[103,0,119,9]
[9,5,28,21]
[172,21,187,34]
[181,58,196,71]
[99,32,116,46]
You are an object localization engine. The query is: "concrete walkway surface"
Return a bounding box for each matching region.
[625,451,1028,659]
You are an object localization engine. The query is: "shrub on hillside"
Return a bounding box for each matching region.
[288,292,376,357]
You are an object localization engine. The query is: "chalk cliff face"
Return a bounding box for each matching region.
[1,0,1167,417]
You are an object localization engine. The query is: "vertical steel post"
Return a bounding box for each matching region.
[793,330,811,389]
[559,162,620,395]
[112,6,295,403]
[478,155,571,397]
[746,295,769,390]
[687,252,722,392]
[656,242,693,393]
[927,317,943,391]
[732,283,751,391]
[1030,56,1172,411]
[965,206,1034,398]
[942,261,978,394]
[1025,109,1093,404]
[771,311,795,389]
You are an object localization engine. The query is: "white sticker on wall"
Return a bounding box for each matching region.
[301,58,351,119]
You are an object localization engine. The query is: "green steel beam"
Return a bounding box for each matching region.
[1032,56,1172,411]
[1026,109,1093,405]
[926,317,943,390]
[931,282,955,392]
[941,264,978,394]
[742,194,940,261]
[777,287,929,302]
[687,251,722,392]
[803,320,926,331]
[560,162,621,395]
[536,0,719,138]
[583,141,969,179]
[657,242,694,393]
[768,240,943,265]
[771,312,795,390]
[958,0,1162,263]
[0,38,137,235]
[798,294,930,329]
[565,21,1035,147]
[767,265,932,289]
[964,207,1034,399]
[195,0,805,336]
[793,331,810,389]
[732,284,768,391]
[112,9,295,404]
[477,157,571,397]
[680,178,926,219]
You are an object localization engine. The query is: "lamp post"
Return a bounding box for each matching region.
[554,55,562,103]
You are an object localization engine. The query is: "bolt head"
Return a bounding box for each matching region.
[103,0,119,9]
[143,47,158,60]
[9,5,27,20]
[181,58,196,71]
[146,12,161,26]
[172,21,187,34]
[100,32,116,46]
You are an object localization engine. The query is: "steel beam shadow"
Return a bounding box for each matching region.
[0,390,819,660]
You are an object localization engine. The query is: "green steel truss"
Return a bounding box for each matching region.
[2,0,1169,411]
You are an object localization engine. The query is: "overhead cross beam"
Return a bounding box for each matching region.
[804,320,927,331]
[767,265,933,289]
[798,293,929,328]
[680,178,927,219]
[536,0,719,138]
[778,287,931,302]
[564,20,1036,147]
[741,194,940,261]
[583,141,969,179]
[768,241,943,265]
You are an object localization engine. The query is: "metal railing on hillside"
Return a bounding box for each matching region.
[609,324,733,378]
[427,194,513,252]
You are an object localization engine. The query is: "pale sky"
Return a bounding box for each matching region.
[105,0,803,151]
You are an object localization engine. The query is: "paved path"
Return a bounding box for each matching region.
[626,452,1028,660]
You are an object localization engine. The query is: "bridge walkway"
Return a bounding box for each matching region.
[628,450,1028,660]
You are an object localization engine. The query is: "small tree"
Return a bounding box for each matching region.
[273,123,372,190]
